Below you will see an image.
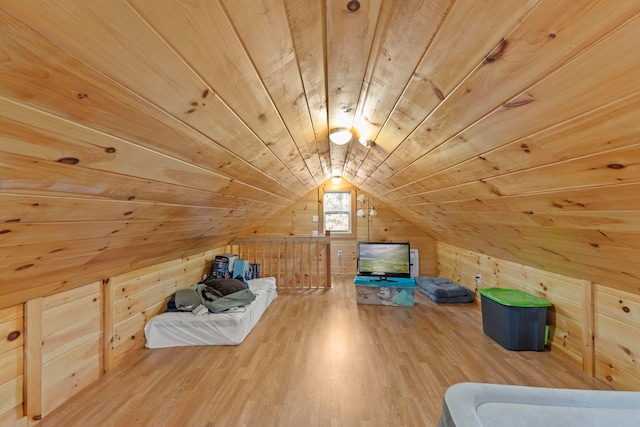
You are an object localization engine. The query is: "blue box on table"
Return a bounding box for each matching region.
[354,276,416,306]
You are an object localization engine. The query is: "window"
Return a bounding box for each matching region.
[323,191,351,233]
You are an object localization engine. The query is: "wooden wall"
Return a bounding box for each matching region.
[0,250,218,425]
[41,283,103,415]
[0,304,24,425]
[594,286,640,390]
[438,242,640,390]
[242,179,437,278]
[107,256,208,369]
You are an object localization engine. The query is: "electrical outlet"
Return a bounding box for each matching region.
[475,274,482,284]
[337,250,342,259]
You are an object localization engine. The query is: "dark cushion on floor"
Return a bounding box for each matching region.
[415,276,475,303]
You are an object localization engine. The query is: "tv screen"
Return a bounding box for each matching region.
[357,242,411,278]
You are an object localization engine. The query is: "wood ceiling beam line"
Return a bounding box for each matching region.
[358,0,541,187]
[372,6,640,197]
[1,2,308,197]
[126,0,314,189]
[381,88,640,199]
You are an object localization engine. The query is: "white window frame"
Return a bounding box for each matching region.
[323,190,352,234]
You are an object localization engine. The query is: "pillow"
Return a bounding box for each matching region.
[233,275,249,287]
[203,277,248,296]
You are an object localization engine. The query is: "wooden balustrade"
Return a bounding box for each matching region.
[227,233,331,289]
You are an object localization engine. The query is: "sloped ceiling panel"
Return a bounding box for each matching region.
[1,0,640,302]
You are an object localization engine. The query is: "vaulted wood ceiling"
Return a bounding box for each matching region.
[2,0,640,302]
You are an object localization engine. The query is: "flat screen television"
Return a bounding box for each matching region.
[356,242,411,279]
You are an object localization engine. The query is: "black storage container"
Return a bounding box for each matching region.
[478,288,552,351]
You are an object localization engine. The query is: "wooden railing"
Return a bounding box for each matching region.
[226,234,331,289]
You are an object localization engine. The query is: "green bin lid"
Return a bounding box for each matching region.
[478,287,551,307]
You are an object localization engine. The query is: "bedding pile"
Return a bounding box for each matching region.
[144,276,277,348]
[172,277,256,313]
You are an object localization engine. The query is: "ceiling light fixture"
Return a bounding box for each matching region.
[331,175,342,184]
[329,128,353,145]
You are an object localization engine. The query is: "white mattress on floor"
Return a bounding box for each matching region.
[144,277,277,348]
[439,382,640,427]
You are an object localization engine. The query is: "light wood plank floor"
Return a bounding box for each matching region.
[41,278,609,426]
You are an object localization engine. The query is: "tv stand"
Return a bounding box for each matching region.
[353,275,416,306]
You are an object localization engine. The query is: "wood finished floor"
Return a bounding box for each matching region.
[41,277,609,426]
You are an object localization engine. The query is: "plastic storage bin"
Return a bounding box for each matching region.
[354,276,416,306]
[478,288,552,351]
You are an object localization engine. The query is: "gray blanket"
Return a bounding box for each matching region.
[415,276,474,303]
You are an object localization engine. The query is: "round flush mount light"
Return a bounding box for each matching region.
[347,1,361,12]
[329,128,353,145]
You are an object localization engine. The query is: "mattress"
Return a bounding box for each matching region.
[144,277,277,348]
[439,382,640,427]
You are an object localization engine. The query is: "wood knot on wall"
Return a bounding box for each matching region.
[57,157,80,165]
[504,98,534,108]
[485,39,507,63]
[426,79,445,100]
[186,91,209,114]
[347,0,361,12]
[433,85,444,101]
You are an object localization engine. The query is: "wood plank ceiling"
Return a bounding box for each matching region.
[1,0,640,302]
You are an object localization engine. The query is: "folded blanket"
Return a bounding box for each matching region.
[415,276,474,303]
